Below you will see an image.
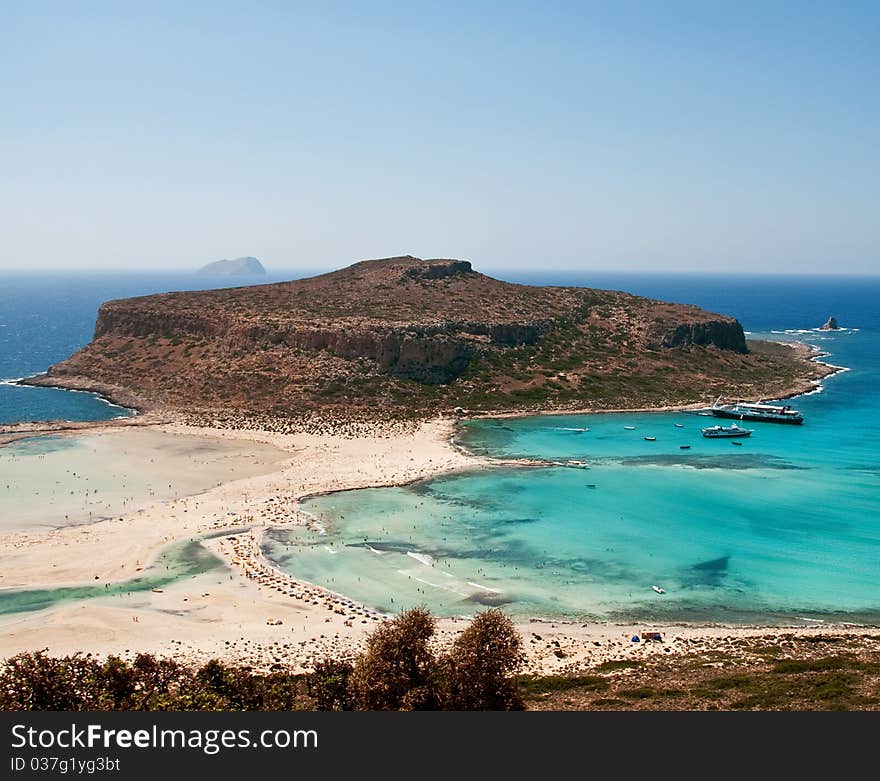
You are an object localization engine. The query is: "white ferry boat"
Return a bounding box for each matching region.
[711,398,804,425]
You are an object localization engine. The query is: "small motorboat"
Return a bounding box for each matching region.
[644,436,656,441]
[651,585,666,595]
[701,424,754,439]
[679,445,691,450]
[586,484,597,489]
[674,423,684,428]
[732,441,743,446]
[624,425,636,430]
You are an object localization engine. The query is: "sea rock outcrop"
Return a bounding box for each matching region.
[820,316,839,330]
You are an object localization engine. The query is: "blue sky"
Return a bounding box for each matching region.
[2,1,878,272]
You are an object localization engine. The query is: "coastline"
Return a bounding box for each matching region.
[0,337,865,674]
[421,339,838,421]
[5,335,834,431]
[17,372,153,414]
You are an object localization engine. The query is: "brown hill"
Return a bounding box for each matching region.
[33,256,825,418]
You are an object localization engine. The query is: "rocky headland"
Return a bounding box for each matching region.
[27,255,831,420]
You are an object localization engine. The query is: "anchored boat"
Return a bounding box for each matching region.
[701,424,754,439]
[711,397,804,425]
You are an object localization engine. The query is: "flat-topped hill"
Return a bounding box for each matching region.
[35,256,825,417]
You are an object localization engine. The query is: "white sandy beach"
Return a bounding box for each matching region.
[0,415,876,675]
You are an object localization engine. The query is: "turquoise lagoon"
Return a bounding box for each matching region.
[267,325,880,624]
[4,272,879,623]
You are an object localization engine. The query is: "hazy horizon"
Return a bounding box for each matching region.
[2,260,878,278]
[3,2,878,275]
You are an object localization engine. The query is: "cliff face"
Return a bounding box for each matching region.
[43,255,781,416]
[648,320,748,352]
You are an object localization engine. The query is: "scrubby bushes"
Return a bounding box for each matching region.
[310,608,525,711]
[0,652,311,711]
[443,609,525,710]
[0,609,525,711]
[347,607,441,710]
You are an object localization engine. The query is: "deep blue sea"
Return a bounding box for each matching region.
[3,270,879,624]
[0,271,311,423]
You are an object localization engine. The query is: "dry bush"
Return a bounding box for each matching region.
[442,609,525,710]
[347,607,440,711]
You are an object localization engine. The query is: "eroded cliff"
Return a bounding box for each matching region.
[35,256,819,416]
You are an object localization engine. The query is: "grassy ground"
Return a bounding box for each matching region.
[521,635,880,710]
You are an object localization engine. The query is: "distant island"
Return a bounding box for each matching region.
[197,256,266,275]
[31,255,833,419]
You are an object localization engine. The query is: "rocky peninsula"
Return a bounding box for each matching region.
[26,255,830,420]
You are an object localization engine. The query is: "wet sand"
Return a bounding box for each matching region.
[0,427,290,532]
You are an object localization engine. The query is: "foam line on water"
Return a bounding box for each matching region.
[467,581,503,594]
[0,377,136,414]
[397,570,469,596]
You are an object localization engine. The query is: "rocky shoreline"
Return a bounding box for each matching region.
[5,337,835,441]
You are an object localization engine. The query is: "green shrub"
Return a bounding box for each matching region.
[307,659,354,711]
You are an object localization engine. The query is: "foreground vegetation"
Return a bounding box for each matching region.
[0,609,524,711]
[2,609,877,711]
[523,635,880,711]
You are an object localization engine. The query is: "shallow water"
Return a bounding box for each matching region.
[271,324,880,624]
[6,272,879,623]
[0,537,223,616]
[0,429,288,532]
